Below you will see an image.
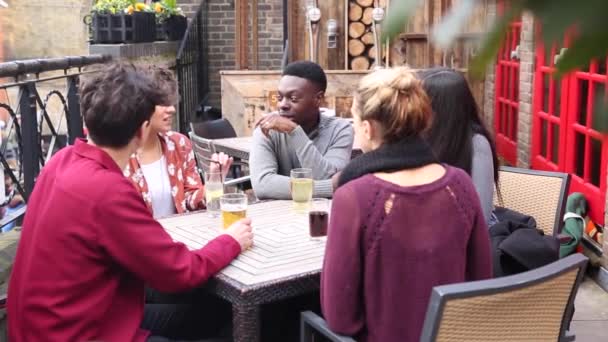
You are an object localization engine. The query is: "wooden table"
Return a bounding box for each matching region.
[212,137,252,162]
[158,200,326,342]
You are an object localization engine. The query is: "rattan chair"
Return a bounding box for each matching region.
[420,253,587,342]
[494,166,570,236]
[300,311,356,342]
[188,132,250,188]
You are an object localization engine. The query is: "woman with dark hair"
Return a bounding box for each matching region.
[419,68,499,225]
[321,67,492,342]
[124,65,233,218]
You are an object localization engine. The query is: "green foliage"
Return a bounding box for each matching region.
[92,0,131,14]
[155,0,184,22]
[382,0,608,133]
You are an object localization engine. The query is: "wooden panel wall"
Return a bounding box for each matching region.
[288,0,346,70]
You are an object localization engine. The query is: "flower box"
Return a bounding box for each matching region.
[156,15,187,41]
[163,15,187,41]
[92,12,156,44]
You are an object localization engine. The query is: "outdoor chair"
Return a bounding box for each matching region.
[189,132,250,189]
[494,166,570,236]
[300,311,356,342]
[420,253,587,342]
[190,120,249,176]
[190,119,238,140]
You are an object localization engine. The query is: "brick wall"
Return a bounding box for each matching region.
[255,0,284,70]
[516,12,535,168]
[180,0,284,108]
[206,0,236,108]
[177,0,202,18]
[482,0,497,131]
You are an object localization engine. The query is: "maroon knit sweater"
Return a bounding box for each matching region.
[321,166,492,342]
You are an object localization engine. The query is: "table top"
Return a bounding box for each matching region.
[212,137,252,161]
[158,200,326,287]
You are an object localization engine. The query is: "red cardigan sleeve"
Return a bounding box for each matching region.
[321,185,365,336]
[97,179,240,292]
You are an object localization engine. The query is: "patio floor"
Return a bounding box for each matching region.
[571,277,608,341]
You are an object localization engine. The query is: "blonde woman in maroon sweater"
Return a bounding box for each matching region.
[321,67,492,342]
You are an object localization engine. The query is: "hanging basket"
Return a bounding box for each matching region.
[91,12,156,44]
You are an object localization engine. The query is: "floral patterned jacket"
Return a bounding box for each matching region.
[124,131,205,214]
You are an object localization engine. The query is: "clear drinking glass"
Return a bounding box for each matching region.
[220,193,247,229]
[290,168,313,212]
[204,171,224,217]
[309,198,329,241]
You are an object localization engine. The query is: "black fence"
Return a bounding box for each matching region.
[0,55,111,227]
[175,0,209,134]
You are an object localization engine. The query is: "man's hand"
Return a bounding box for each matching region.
[223,218,254,252]
[255,112,298,137]
[209,152,233,180]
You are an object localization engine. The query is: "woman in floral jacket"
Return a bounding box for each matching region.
[124,66,232,218]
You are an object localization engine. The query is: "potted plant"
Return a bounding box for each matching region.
[155,0,187,41]
[90,0,156,44]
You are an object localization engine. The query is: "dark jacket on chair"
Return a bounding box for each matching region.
[490,207,559,277]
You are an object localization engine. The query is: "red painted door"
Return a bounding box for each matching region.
[494,14,521,165]
[532,38,607,224]
[563,60,608,224]
[531,40,570,172]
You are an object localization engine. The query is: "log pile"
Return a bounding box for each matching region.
[347,0,388,70]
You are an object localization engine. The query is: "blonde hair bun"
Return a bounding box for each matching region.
[355,67,432,142]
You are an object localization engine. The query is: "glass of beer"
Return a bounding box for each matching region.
[220,193,247,229]
[290,168,313,212]
[309,198,329,241]
[204,171,224,217]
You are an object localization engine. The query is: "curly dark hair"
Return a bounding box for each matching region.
[80,62,164,148]
[283,60,327,92]
[145,65,179,106]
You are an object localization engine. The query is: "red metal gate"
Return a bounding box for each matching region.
[494,9,521,165]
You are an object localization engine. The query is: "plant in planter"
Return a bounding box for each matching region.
[90,0,156,44]
[155,0,187,41]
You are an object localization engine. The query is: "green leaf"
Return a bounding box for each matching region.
[469,5,523,79]
[555,30,608,76]
[382,0,424,42]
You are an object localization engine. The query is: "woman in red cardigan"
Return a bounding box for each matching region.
[321,67,493,342]
[124,66,232,218]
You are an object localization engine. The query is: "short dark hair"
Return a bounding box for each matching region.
[80,63,164,148]
[145,65,179,106]
[282,61,327,92]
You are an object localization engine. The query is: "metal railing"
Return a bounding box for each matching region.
[175,0,209,134]
[0,55,111,227]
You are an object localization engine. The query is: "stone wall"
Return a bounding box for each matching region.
[516,12,535,168]
[482,0,497,130]
[1,0,91,61]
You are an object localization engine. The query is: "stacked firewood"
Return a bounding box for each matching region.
[347,0,387,70]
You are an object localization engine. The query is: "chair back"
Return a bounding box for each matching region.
[300,311,356,342]
[493,166,570,236]
[189,132,217,175]
[190,119,237,139]
[420,253,588,342]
